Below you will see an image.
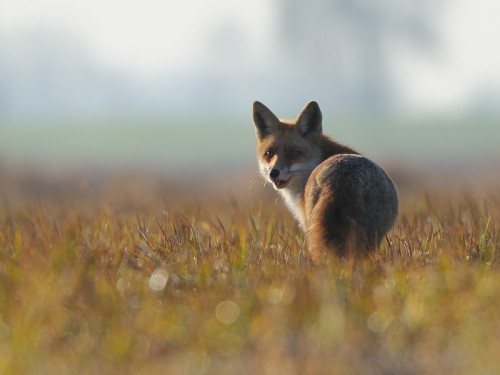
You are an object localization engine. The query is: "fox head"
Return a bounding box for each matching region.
[252,101,324,192]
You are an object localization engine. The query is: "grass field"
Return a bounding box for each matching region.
[0,166,498,374]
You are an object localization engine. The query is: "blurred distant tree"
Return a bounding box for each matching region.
[275,0,439,110]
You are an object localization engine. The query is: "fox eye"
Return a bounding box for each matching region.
[264,150,275,160]
[289,150,301,158]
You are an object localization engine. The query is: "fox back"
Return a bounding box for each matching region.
[252,101,398,260]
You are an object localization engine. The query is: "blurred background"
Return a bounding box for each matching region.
[1,0,499,180]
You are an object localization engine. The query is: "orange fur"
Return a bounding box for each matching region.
[253,101,398,261]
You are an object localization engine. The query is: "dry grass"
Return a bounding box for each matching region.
[0,167,498,374]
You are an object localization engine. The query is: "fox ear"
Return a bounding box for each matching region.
[296,101,322,138]
[253,101,278,140]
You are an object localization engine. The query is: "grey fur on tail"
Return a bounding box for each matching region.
[305,154,398,257]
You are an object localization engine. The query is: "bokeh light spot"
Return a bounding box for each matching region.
[215,300,240,325]
[148,268,169,292]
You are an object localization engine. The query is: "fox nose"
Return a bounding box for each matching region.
[269,169,280,179]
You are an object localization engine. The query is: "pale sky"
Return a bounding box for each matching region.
[392,0,500,111]
[1,0,500,113]
[0,0,273,74]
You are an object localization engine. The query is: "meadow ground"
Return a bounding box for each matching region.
[0,165,498,374]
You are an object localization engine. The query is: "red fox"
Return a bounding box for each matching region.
[252,101,398,260]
